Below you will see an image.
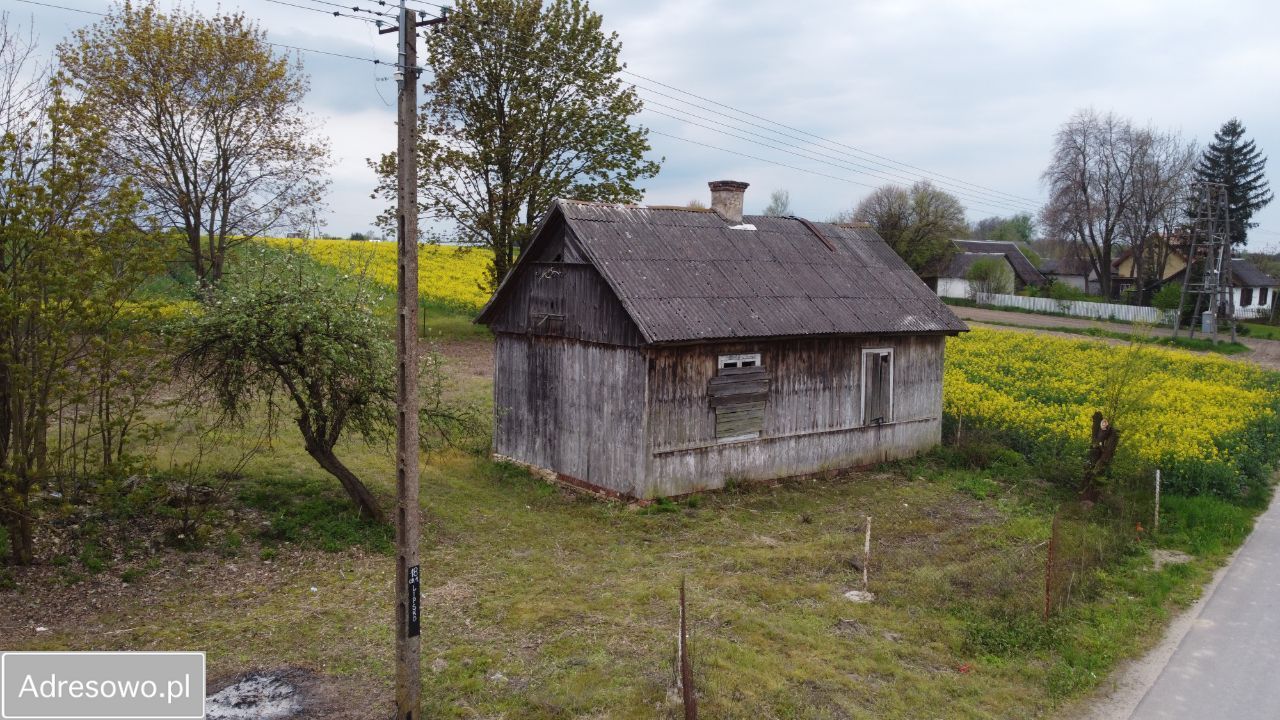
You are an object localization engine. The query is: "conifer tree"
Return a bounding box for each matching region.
[1196,118,1273,247]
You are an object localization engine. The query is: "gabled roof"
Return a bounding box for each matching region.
[952,239,1046,286]
[1040,256,1093,276]
[1231,258,1279,288]
[1165,258,1278,289]
[477,199,967,344]
[940,252,1013,279]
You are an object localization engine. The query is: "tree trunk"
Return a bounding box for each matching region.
[1082,411,1119,502]
[186,226,206,283]
[306,444,386,523]
[3,507,33,566]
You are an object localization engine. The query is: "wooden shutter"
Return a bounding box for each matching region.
[709,366,768,440]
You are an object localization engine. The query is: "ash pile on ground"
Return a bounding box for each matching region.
[206,671,303,720]
[204,667,384,720]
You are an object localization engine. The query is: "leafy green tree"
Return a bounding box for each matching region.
[1195,118,1273,247]
[174,248,393,521]
[372,0,660,290]
[989,213,1036,243]
[173,248,481,522]
[971,213,1035,243]
[0,88,163,564]
[58,1,329,285]
[762,189,792,216]
[844,181,966,274]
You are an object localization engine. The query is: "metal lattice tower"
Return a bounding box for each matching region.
[1173,181,1236,342]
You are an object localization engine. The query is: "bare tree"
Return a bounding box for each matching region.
[1121,128,1197,304]
[762,189,792,216]
[0,12,47,141]
[58,1,329,286]
[1041,110,1144,300]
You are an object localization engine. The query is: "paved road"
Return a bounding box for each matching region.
[1127,494,1280,719]
[949,305,1280,372]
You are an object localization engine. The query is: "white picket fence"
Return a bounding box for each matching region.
[972,292,1177,326]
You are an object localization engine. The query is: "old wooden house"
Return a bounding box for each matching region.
[476,181,968,499]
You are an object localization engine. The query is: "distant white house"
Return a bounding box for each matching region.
[931,253,1017,298]
[1039,255,1100,295]
[923,240,1045,299]
[1227,259,1278,320]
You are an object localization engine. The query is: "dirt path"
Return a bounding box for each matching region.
[951,305,1280,371]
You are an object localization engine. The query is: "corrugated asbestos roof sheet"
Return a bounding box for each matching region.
[555,200,967,343]
[1231,258,1279,288]
[942,252,1010,279]
[953,239,1046,286]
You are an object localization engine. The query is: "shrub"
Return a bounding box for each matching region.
[1151,282,1183,311]
[1048,280,1090,301]
[966,258,1015,296]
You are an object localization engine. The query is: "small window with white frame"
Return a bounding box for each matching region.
[710,352,767,442]
[861,348,894,426]
[718,353,761,369]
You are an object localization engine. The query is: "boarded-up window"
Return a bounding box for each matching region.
[528,263,565,334]
[861,348,893,425]
[1241,287,1254,307]
[710,356,768,441]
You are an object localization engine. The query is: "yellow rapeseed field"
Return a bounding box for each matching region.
[945,328,1279,493]
[258,237,1278,493]
[263,237,493,309]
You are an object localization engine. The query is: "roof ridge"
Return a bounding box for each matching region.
[558,198,718,213]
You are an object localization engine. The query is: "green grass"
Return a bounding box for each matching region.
[136,263,199,302]
[1243,321,1280,341]
[238,473,394,553]
[9,406,1267,718]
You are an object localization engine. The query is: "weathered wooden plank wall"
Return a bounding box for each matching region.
[485,225,644,347]
[646,336,942,448]
[637,335,945,497]
[486,263,644,346]
[645,418,940,497]
[493,333,648,495]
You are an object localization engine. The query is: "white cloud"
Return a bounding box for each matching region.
[17,0,1280,250]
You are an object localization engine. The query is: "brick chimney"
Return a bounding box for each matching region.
[708,180,749,223]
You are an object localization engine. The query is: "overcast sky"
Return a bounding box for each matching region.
[14,0,1280,251]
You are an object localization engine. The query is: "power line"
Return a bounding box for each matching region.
[633,84,1040,215]
[13,0,99,14]
[294,0,398,19]
[623,68,1043,209]
[638,98,1037,216]
[14,0,424,70]
[647,128,883,193]
[262,0,386,27]
[642,107,1027,216]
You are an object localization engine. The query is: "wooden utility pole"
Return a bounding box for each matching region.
[382,6,446,716]
[393,2,421,718]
